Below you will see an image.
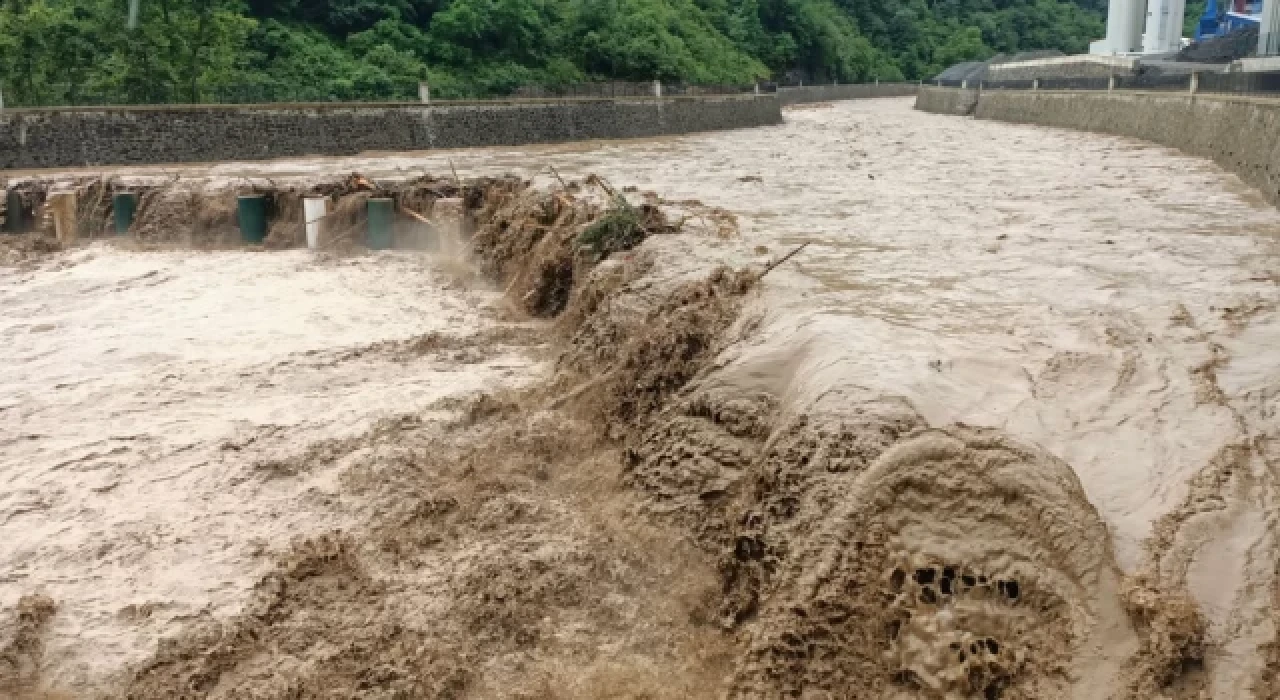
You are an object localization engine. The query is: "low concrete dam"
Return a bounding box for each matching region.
[2,97,1279,699]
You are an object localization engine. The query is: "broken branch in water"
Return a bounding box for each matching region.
[400,206,430,224]
[585,173,618,198]
[760,242,809,278]
[547,164,569,190]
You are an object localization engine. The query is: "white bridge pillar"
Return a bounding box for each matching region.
[1105,0,1146,53]
[1261,0,1280,56]
[1144,0,1188,53]
[1094,0,1146,54]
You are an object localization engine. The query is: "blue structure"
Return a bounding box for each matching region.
[1197,0,1221,39]
[1197,0,1264,40]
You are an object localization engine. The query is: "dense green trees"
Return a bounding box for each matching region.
[0,0,1104,105]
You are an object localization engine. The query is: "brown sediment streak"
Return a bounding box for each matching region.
[0,595,58,695]
[1129,303,1280,698]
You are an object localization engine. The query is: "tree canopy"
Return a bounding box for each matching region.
[0,0,1105,104]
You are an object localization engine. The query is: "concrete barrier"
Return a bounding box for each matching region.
[915,87,1280,207]
[914,86,981,115]
[47,191,77,243]
[303,197,327,249]
[985,55,1140,81]
[0,95,783,170]
[778,82,920,106]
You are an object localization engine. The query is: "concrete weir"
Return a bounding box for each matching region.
[914,86,1280,207]
[777,82,920,105]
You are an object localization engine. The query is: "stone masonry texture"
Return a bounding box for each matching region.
[777,82,919,106]
[0,96,782,170]
[914,85,981,116]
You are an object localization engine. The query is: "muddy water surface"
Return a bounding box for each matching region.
[6,97,1280,697]
[376,98,1280,693]
[338,97,1280,577]
[0,248,542,688]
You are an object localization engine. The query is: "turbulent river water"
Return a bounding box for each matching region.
[303,96,1280,628]
[4,97,1280,697]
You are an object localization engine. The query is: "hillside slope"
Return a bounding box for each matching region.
[0,0,1103,105]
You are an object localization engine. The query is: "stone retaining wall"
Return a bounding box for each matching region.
[777,82,919,106]
[914,86,1280,207]
[914,86,980,115]
[0,95,782,170]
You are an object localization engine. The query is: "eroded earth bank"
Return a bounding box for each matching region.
[3,98,1280,699]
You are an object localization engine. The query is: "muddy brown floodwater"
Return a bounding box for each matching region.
[0,248,547,691]
[4,97,1280,699]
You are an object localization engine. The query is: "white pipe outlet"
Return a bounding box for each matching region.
[304,197,328,249]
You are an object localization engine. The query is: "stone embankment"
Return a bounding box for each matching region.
[915,85,1280,207]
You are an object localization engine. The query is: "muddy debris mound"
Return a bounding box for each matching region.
[622,355,1214,699]
[0,233,63,266]
[632,397,1215,699]
[1117,576,1208,697]
[725,426,1132,698]
[470,187,597,316]
[122,533,448,699]
[470,183,678,318]
[329,324,548,366]
[117,396,733,700]
[559,261,759,432]
[625,388,926,626]
[0,594,58,696]
[131,186,240,246]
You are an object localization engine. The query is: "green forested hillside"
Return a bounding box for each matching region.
[0,0,1105,105]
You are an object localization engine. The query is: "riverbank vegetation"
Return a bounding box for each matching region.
[0,0,1105,104]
